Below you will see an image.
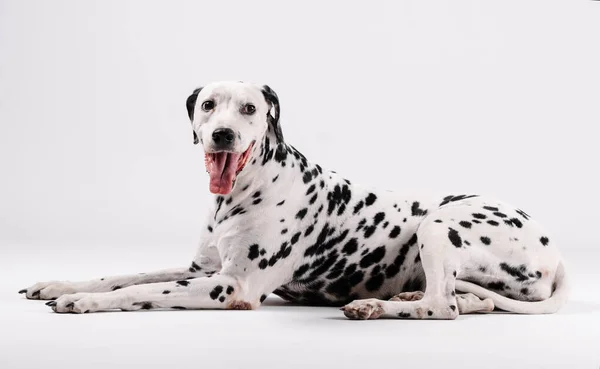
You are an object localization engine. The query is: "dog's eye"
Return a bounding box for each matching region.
[201,100,215,111]
[241,104,256,115]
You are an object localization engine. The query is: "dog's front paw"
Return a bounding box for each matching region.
[19,281,80,300]
[46,293,93,313]
[340,299,385,320]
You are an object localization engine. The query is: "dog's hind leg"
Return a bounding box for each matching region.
[341,218,462,320]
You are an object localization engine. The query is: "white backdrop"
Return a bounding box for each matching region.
[1,0,599,253]
[1,1,599,368]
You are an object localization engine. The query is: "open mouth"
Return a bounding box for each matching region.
[204,142,254,195]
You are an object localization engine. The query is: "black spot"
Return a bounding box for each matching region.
[459,221,472,229]
[493,212,507,218]
[272,175,279,182]
[276,200,285,206]
[226,286,234,294]
[112,286,121,291]
[389,226,401,238]
[398,312,411,318]
[504,218,523,228]
[516,209,531,220]
[176,280,190,286]
[342,238,359,255]
[359,246,386,268]
[259,259,268,269]
[162,290,170,294]
[207,225,213,232]
[448,228,462,247]
[305,224,315,237]
[373,212,385,225]
[171,306,186,310]
[411,202,428,216]
[449,305,456,311]
[453,270,457,277]
[293,263,310,279]
[480,236,491,245]
[219,296,225,303]
[365,193,377,206]
[365,273,385,292]
[472,213,487,219]
[427,310,433,316]
[499,262,530,282]
[210,285,224,300]
[296,208,308,220]
[488,281,505,290]
[487,220,499,226]
[434,219,443,223]
[252,198,262,205]
[291,232,301,245]
[248,244,260,260]
[302,171,312,184]
[363,225,377,238]
[479,266,487,272]
[260,294,267,303]
[521,288,530,295]
[306,184,316,195]
[483,206,499,211]
[140,302,153,310]
[540,236,549,246]
[439,194,479,206]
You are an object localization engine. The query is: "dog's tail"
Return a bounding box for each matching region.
[455,260,570,314]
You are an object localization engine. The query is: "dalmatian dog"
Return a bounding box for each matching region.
[19,81,569,320]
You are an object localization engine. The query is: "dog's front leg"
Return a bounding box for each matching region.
[20,246,221,300]
[47,273,263,313]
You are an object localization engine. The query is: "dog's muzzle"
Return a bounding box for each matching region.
[204,141,254,195]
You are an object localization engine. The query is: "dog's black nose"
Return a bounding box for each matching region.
[212,128,235,147]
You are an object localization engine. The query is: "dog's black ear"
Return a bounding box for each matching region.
[261,85,284,143]
[186,87,203,145]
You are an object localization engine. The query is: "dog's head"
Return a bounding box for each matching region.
[186,81,283,195]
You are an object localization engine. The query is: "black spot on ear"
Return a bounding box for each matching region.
[262,85,283,142]
[186,87,202,145]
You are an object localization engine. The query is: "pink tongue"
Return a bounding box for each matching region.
[209,152,241,195]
